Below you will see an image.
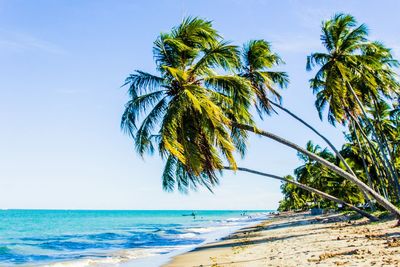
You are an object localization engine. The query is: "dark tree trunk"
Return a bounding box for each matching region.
[231,122,400,218]
[224,166,379,221]
[270,100,356,176]
[346,82,400,198]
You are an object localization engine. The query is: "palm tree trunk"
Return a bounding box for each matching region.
[231,122,400,219]
[372,100,397,163]
[349,112,400,201]
[224,166,379,221]
[351,123,376,210]
[351,122,373,189]
[362,122,400,197]
[269,100,356,177]
[346,82,400,197]
[269,100,374,204]
[377,125,397,173]
[358,124,394,202]
[357,127,391,201]
[379,178,390,200]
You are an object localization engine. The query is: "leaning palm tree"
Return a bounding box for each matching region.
[121,17,392,219]
[121,17,253,192]
[232,122,400,218]
[238,39,359,179]
[306,13,400,196]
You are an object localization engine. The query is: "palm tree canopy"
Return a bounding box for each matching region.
[239,40,289,116]
[121,17,253,193]
[369,100,396,139]
[307,13,399,125]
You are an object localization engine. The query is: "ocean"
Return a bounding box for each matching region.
[0,210,271,266]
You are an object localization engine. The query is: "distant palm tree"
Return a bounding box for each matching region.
[295,141,364,206]
[278,175,307,211]
[227,167,377,221]
[342,126,390,201]
[368,101,400,200]
[390,102,400,172]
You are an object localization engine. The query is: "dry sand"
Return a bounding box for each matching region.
[163,212,400,267]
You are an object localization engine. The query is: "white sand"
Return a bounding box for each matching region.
[163,212,400,266]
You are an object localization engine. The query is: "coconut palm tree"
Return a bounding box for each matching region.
[121,17,253,192]
[228,38,398,215]
[307,13,369,125]
[238,40,288,116]
[238,40,359,179]
[306,13,400,196]
[121,16,393,219]
[232,122,400,218]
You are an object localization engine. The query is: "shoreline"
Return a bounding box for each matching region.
[163,212,400,267]
[120,213,271,267]
[36,211,271,267]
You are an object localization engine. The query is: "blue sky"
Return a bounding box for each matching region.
[1,0,399,210]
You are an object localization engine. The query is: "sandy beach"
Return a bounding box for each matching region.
[163,212,400,267]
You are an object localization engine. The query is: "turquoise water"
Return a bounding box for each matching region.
[0,210,270,266]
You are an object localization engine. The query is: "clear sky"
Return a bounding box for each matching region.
[1,0,399,210]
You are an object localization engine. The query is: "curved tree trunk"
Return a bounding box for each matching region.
[349,112,400,201]
[357,122,394,201]
[231,122,400,218]
[372,100,396,163]
[351,123,376,210]
[351,122,373,189]
[346,82,400,197]
[269,99,374,203]
[356,127,391,200]
[269,100,356,177]
[224,166,379,221]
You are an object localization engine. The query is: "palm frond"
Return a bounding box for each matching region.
[124,71,164,97]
